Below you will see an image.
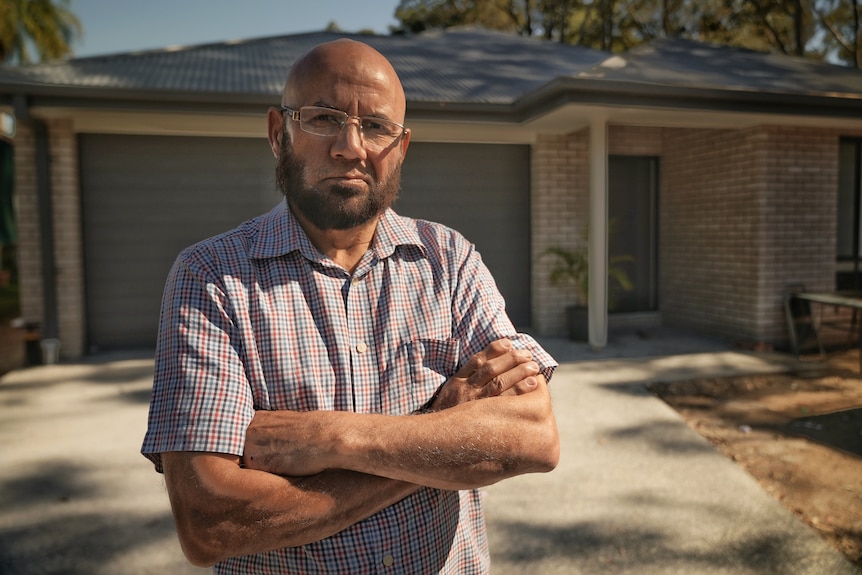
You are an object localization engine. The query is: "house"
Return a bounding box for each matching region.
[2,27,861,359]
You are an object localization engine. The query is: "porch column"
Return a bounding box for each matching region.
[588,116,609,349]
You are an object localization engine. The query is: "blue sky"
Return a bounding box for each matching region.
[70,0,401,57]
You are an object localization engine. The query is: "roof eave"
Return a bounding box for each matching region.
[0,83,279,115]
[516,77,862,121]
[4,76,862,123]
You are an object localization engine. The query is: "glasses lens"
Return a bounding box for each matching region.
[299,107,346,136]
[359,118,403,146]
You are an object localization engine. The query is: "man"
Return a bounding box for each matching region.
[142,39,559,574]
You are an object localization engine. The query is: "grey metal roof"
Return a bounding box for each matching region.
[0,28,607,106]
[580,37,862,98]
[2,27,862,117]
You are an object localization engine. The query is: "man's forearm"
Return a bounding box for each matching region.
[243,377,559,490]
[163,451,420,567]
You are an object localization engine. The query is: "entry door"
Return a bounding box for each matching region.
[609,155,659,313]
[837,138,862,289]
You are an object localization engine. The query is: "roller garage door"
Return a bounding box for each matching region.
[80,136,531,351]
[398,142,532,328]
[80,134,281,351]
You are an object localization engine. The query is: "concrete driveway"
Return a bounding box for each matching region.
[0,331,857,574]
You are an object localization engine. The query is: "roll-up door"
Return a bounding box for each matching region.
[80,137,531,351]
[80,134,280,351]
[398,143,531,328]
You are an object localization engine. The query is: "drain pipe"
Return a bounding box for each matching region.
[14,96,60,361]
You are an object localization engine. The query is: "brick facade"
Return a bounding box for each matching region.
[531,130,589,335]
[12,119,85,359]
[12,123,42,326]
[532,124,848,346]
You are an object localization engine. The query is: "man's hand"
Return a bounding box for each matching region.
[430,338,540,411]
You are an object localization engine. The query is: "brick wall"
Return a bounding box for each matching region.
[531,130,589,336]
[12,123,42,326]
[12,119,85,359]
[48,119,85,358]
[661,125,845,345]
[532,123,849,347]
[609,125,663,156]
[661,127,765,340]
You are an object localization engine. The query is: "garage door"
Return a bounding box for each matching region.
[80,134,281,351]
[398,143,531,328]
[81,137,531,351]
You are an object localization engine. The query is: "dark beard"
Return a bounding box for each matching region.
[275,138,402,231]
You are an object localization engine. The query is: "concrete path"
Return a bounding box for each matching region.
[485,351,859,574]
[0,333,857,574]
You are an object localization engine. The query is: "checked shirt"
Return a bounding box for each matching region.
[141,201,556,574]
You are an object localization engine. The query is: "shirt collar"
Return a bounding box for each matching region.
[247,201,426,261]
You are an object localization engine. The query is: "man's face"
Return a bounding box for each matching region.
[273,43,411,232]
[275,132,403,231]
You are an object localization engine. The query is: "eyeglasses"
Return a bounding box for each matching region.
[281,106,407,150]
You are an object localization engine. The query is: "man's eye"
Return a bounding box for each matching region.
[307,112,343,125]
[361,119,395,136]
[362,119,385,130]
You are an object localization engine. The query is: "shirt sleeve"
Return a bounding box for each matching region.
[450,239,557,383]
[141,250,255,473]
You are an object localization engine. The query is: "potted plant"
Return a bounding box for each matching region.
[543,240,634,341]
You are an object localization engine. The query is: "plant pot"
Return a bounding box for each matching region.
[566,305,589,341]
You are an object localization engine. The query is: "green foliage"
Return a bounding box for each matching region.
[542,242,634,309]
[0,0,82,64]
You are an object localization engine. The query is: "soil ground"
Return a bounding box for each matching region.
[1,314,860,569]
[650,350,862,569]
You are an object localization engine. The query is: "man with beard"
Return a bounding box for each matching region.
[142,39,559,574]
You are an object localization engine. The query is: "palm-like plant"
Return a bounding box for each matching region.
[0,0,82,65]
[543,240,634,309]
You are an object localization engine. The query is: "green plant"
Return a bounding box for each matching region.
[543,243,634,308]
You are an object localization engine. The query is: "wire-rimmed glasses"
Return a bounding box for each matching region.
[281,106,407,150]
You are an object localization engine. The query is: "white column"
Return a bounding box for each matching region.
[588,116,608,349]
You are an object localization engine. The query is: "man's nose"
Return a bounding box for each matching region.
[330,118,367,161]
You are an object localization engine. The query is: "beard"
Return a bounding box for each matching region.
[275,137,402,231]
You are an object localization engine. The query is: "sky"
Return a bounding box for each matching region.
[70,0,402,57]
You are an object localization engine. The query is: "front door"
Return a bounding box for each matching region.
[609,155,659,313]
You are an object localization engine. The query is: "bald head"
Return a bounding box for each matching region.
[282,39,406,123]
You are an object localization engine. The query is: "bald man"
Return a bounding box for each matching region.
[142,39,559,574]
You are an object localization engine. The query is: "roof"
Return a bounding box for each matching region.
[0,28,606,106]
[1,27,862,119]
[582,37,862,99]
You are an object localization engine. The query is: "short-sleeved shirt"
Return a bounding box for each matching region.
[142,201,556,574]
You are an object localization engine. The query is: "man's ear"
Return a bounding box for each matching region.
[400,128,411,158]
[267,108,285,158]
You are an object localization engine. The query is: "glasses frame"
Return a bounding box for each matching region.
[280,105,407,148]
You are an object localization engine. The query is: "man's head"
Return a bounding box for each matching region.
[267,39,411,231]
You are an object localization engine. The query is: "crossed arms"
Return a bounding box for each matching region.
[161,339,560,567]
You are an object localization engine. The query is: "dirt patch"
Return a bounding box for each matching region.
[650,350,862,569]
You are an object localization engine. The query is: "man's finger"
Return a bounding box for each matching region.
[466,348,532,388]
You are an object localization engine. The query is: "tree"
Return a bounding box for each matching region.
[0,0,82,64]
[391,0,861,65]
[810,0,862,67]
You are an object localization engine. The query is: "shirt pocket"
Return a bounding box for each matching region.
[380,338,460,415]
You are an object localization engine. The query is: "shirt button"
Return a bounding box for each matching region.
[382,555,394,567]
[356,341,368,353]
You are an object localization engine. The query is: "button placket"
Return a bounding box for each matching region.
[345,272,375,411]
